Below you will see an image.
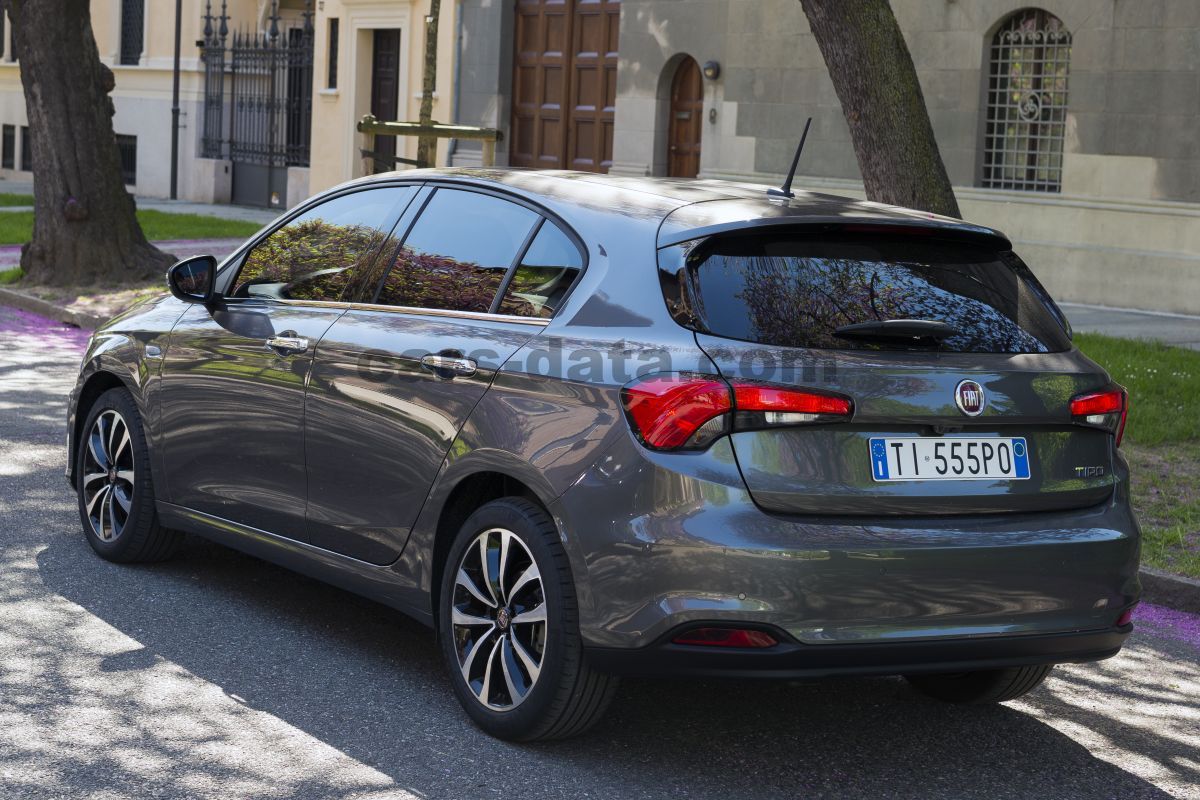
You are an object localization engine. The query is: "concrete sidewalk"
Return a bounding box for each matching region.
[1061,303,1200,351]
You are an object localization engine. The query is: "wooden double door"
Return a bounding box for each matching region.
[510,0,620,173]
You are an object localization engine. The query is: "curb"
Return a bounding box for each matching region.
[1140,566,1200,615]
[0,287,102,330]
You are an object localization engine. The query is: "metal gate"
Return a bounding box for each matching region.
[201,0,314,208]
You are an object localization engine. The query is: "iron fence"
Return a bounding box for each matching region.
[200,0,314,168]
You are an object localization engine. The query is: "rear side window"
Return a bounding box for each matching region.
[496,221,582,318]
[376,188,539,312]
[659,233,1072,354]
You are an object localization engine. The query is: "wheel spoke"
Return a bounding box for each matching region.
[479,636,504,707]
[497,529,512,603]
[500,637,523,703]
[509,633,541,684]
[106,414,121,464]
[116,470,135,485]
[478,534,500,606]
[512,602,547,626]
[507,563,540,603]
[112,426,131,463]
[456,569,496,609]
[452,607,494,627]
[85,483,110,516]
[108,489,121,536]
[460,623,496,686]
[82,472,108,487]
[88,429,109,469]
[112,486,132,513]
[98,488,112,540]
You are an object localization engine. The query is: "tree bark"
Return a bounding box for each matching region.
[416,0,442,168]
[798,0,961,218]
[3,0,174,285]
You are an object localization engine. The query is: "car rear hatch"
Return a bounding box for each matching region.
[656,224,1123,516]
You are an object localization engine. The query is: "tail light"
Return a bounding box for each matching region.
[1070,385,1128,447]
[620,373,852,451]
[672,627,778,648]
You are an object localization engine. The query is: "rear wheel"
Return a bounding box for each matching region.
[905,664,1053,704]
[76,388,182,563]
[438,497,618,741]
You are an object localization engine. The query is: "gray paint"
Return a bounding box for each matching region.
[66,168,1140,678]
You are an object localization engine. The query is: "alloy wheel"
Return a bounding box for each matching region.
[451,527,548,711]
[81,409,135,542]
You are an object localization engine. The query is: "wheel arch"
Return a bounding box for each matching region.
[428,469,551,635]
[69,370,136,488]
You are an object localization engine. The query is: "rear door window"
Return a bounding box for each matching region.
[659,232,1072,354]
[233,186,416,302]
[375,188,540,313]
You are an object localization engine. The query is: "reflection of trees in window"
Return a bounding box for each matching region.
[377,247,506,313]
[733,253,1049,353]
[236,219,389,301]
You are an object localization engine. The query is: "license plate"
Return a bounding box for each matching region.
[868,437,1030,482]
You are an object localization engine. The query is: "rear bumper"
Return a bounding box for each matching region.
[587,624,1132,679]
[552,435,1141,650]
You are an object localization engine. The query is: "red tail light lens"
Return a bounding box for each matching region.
[672,627,778,648]
[620,375,732,450]
[621,375,853,451]
[732,382,853,423]
[1070,385,1128,447]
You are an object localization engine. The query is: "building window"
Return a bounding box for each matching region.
[326,18,339,89]
[115,134,137,185]
[981,9,1071,192]
[119,0,144,66]
[19,125,31,171]
[1,125,13,169]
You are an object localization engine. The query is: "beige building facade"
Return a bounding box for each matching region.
[307,0,459,195]
[0,0,455,209]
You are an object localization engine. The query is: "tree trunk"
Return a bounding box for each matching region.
[3,0,174,286]
[798,0,961,218]
[416,0,442,168]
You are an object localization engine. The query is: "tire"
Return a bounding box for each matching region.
[438,497,618,741]
[75,387,182,563]
[905,664,1054,704]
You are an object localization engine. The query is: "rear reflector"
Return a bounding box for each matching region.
[1070,385,1128,447]
[620,374,852,451]
[1116,605,1136,627]
[672,628,779,648]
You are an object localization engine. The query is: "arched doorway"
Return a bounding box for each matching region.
[667,56,703,178]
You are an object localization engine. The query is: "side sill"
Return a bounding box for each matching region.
[157,502,432,627]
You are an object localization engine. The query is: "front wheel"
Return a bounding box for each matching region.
[905,664,1054,704]
[75,387,182,563]
[438,497,618,741]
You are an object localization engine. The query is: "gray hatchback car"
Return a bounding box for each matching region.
[67,169,1140,741]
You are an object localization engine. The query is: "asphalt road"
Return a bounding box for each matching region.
[1,304,1198,800]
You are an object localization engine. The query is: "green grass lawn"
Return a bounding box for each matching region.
[0,209,261,245]
[1076,333,1200,578]
[0,193,34,207]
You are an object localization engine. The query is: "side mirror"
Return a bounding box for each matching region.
[167,255,218,304]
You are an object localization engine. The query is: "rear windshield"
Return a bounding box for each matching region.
[658,232,1072,354]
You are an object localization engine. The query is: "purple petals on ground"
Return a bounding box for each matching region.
[1136,602,1200,648]
[0,306,91,350]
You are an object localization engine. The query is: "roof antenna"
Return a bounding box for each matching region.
[767,117,813,199]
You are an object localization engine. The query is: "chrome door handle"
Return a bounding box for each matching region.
[266,335,309,355]
[420,354,477,376]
